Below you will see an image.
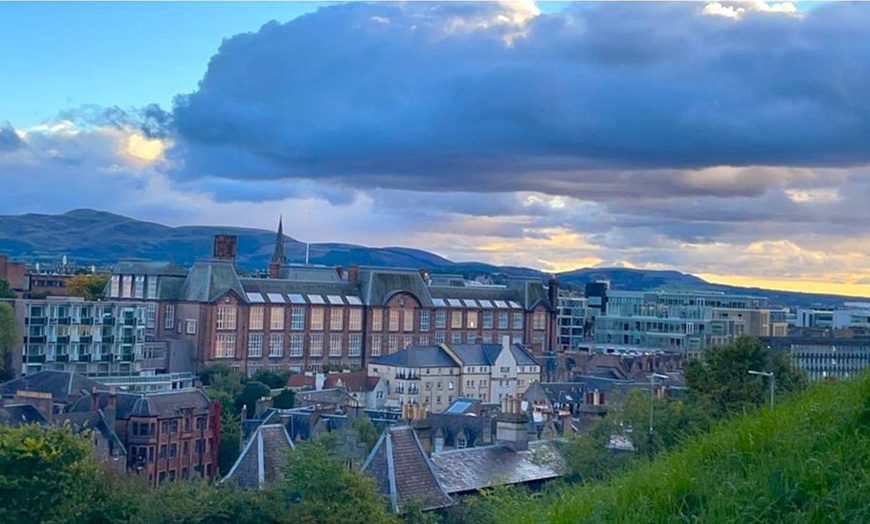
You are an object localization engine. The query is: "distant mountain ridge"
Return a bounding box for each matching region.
[0,209,862,308]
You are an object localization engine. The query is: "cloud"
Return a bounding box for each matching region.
[0,122,24,153]
[164,1,870,202]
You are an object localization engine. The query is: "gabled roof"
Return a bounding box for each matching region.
[0,403,47,427]
[370,346,459,369]
[361,426,453,513]
[448,343,540,367]
[222,424,295,489]
[430,440,564,494]
[179,260,246,303]
[55,410,126,456]
[360,269,434,307]
[0,370,107,404]
[324,371,381,393]
[285,374,316,389]
[112,259,188,277]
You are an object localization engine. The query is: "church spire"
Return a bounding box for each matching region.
[271,216,286,264]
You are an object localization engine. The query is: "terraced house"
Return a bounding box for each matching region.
[104,224,558,377]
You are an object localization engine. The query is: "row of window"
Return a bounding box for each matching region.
[215,333,364,359]
[211,305,548,333]
[110,275,159,300]
[129,438,209,465]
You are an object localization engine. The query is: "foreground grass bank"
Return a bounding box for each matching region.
[502,375,870,524]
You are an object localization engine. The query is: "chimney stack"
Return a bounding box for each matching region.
[90,386,98,411]
[348,265,360,285]
[213,235,238,265]
[496,395,529,451]
[335,266,345,280]
[105,386,118,429]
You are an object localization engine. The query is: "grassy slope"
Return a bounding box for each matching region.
[510,375,870,523]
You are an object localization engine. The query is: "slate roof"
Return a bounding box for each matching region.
[0,370,107,404]
[69,389,212,419]
[360,269,435,307]
[361,426,453,513]
[223,424,295,489]
[240,277,359,300]
[112,259,188,277]
[430,440,565,494]
[55,410,126,456]
[370,346,459,369]
[0,403,47,426]
[294,388,359,408]
[179,260,246,303]
[324,371,381,393]
[449,343,540,367]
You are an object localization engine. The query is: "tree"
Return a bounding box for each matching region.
[0,278,16,299]
[66,274,109,300]
[283,438,398,524]
[136,480,286,524]
[200,363,237,387]
[351,413,380,452]
[685,336,808,418]
[254,369,291,389]
[0,423,101,523]
[235,381,272,416]
[0,302,21,379]
[272,388,296,410]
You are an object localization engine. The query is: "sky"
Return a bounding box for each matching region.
[3,1,870,296]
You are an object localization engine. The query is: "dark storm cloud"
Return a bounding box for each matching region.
[58,103,172,139]
[164,2,870,201]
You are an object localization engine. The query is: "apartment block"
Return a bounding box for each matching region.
[556,292,591,350]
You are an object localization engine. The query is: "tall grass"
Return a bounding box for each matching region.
[500,375,870,523]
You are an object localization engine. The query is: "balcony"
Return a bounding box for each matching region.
[26,355,46,364]
[27,336,46,344]
[100,354,115,363]
[79,336,92,344]
[58,318,72,325]
[56,354,70,363]
[80,318,94,325]
[27,317,47,326]
[77,354,92,363]
[57,336,70,344]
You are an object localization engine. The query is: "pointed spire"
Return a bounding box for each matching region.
[271,216,286,264]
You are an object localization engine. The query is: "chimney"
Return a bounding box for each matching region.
[502,334,511,353]
[496,396,529,451]
[104,387,117,429]
[418,269,430,284]
[348,265,360,285]
[90,386,98,412]
[212,235,238,265]
[239,405,247,453]
[315,373,325,391]
[335,266,345,280]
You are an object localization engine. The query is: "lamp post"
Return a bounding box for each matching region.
[648,373,669,457]
[748,370,775,410]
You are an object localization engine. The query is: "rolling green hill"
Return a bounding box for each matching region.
[500,374,870,523]
[0,209,864,308]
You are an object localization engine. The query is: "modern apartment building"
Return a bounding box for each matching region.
[8,296,157,378]
[556,292,591,350]
[105,227,558,377]
[594,290,787,354]
[367,337,542,411]
[762,336,870,381]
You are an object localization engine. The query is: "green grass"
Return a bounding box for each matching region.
[505,375,870,524]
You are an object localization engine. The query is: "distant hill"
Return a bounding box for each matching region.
[0,209,863,308]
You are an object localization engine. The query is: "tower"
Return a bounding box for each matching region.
[269,216,286,279]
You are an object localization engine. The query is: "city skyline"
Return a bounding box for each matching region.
[3,1,870,296]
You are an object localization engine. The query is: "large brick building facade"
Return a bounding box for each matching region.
[104,223,558,377]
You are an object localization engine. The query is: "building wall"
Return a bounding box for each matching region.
[0,255,26,291]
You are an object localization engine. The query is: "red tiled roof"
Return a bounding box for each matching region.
[324,371,378,393]
[286,374,316,389]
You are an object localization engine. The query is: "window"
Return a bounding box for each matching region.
[170,443,178,458]
[389,309,400,331]
[451,332,462,344]
[270,307,284,330]
[435,310,447,329]
[144,304,156,328]
[185,319,197,335]
[498,312,509,329]
[269,334,283,358]
[419,310,430,332]
[310,334,323,357]
[247,333,263,358]
[330,309,344,331]
[434,331,446,344]
[249,307,264,331]
[403,310,414,332]
[196,417,205,430]
[483,311,494,329]
[110,275,120,297]
[134,276,145,298]
[467,311,478,329]
[122,276,133,298]
[466,332,476,343]
[344,308,360,331]
[371,335,382,357]
[290,307,305,330]
[170,420,178,434]
[161,421,169,434]
[403,335,413,348]
[215,334,236,358]
[290,335,304,357]
[388,335,399,353]
[500,366,511,373]
[164,305,175,329]
[533,311,546,330]
[451,311,463,329]
[310,307,324,330]
[512,313,524,330]
[183,441,189,456]
[372,309,383,331]
[159,444,167,459]
[147,277,158,299]
[329,334,343,357]
[349,334,362,357]
[418,335,429,346]
[216,305,237,330]
[482,332,493,343]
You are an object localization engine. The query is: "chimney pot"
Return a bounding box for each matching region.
[348,265,360,285]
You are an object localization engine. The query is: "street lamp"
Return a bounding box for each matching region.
[748,370,775,410]
[648,373,669,457]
